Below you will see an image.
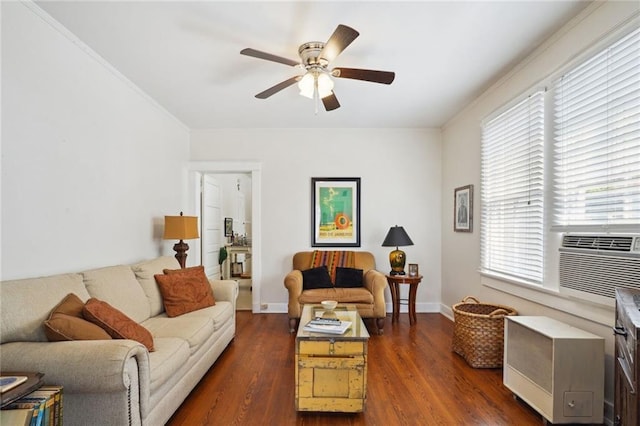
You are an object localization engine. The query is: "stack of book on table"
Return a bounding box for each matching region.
[0,372,63,426]
[303,316,352,334]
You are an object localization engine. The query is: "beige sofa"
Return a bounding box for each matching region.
[0,256,238,426]
[284,251,387,334]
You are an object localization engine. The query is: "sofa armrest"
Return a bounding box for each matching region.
[284,270,303,318]
[0,340,149,395]
[210,279,239,306]
[364,269,388,317]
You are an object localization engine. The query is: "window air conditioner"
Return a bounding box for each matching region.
[559,234,640,305]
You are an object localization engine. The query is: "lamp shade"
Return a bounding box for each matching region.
[382,226,413,248]
[163,213,199,240]
[298,72,315,99]
[316,72,334,98]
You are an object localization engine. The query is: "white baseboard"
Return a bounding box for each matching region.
[440,303,454,321]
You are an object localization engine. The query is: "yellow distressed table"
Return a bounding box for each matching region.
[295,304,370,412]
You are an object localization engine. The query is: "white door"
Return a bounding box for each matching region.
[201,175,223,279]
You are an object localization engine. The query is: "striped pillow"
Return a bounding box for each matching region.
[310,250,355,284]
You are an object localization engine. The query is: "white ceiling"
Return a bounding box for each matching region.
[36,1,591,129]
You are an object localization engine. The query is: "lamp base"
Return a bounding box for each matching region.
[388,248,407,276]
[173,240,190,269]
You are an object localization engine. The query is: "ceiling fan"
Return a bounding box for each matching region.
[240,24,395,112]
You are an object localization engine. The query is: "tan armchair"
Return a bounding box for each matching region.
[284,251,387,334]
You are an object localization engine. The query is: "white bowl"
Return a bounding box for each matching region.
[321,300,338,311]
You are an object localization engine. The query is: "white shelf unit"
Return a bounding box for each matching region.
[503,316,604,424]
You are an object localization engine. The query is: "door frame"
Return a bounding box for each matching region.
[187,161,262,314]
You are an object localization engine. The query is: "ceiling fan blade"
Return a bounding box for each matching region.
[332,67,395,84]
[240,48,300,67]
[255,76,301,99]
[319,24,359,63]
[322,92,340,111]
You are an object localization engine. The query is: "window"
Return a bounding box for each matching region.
[481,91,545,284]
[481,26,640,295]
[552,27,640,232]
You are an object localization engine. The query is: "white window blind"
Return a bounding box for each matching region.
[552,27,640,231]
[481,91,545,284]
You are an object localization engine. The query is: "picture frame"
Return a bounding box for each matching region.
[454,184,473,232]
[408,263,419,277]
[224,217,233,237]
[311,177,361,247]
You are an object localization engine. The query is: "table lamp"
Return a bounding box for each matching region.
[381,225,414,275]
[163,212,199,268]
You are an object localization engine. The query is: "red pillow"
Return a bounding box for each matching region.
[83,298,154,351]
[155,266,215,317]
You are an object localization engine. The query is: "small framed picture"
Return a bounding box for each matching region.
[454,185,473,232]
[224,217,233,237]
[408,264,419,277]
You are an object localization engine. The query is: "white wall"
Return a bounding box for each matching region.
[441,1,639,418]
[1,2,190,279]
[191,128,442,312]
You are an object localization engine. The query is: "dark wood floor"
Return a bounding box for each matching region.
[167,312,544,425]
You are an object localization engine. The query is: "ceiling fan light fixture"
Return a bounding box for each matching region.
[298,70,334,100]
[317,72,334,98]
[298,72,315,99]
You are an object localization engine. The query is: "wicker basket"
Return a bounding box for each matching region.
[452,296,517,368]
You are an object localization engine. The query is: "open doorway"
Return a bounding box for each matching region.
[187,162,261,313]
[211,173,252,310]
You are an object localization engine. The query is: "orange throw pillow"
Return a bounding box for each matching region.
[155,265,215,317]
[83,298,154,351]
[44,293,112,342]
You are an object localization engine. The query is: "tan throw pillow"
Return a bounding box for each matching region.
[83,298,154,351]
[44,293,112,342]
[155,265,215,317]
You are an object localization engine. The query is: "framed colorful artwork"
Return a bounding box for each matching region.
[454,184,473,232]
[311,177,361,247]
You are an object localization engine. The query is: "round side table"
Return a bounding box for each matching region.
[385,274,423,325]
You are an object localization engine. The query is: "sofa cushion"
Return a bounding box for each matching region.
[172,301,235,332]
[298,287,374,305]
[334,267,364,288]
[1,273,91,344]
[310,250,355,282]
[131,256,180,317]
[147,337,190,394]
[154,266,215,317]
[302,266,333,290]
[83,298,155,351]
[44,293,112,341]
[143,315,214,354]
[82,265,151,323]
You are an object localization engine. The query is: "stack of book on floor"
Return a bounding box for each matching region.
[303,316,352,334]
[0,372,63,426]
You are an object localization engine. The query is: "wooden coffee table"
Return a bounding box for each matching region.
[295,304,370,412]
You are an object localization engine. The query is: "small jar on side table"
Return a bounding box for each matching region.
[386,274,423,325]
